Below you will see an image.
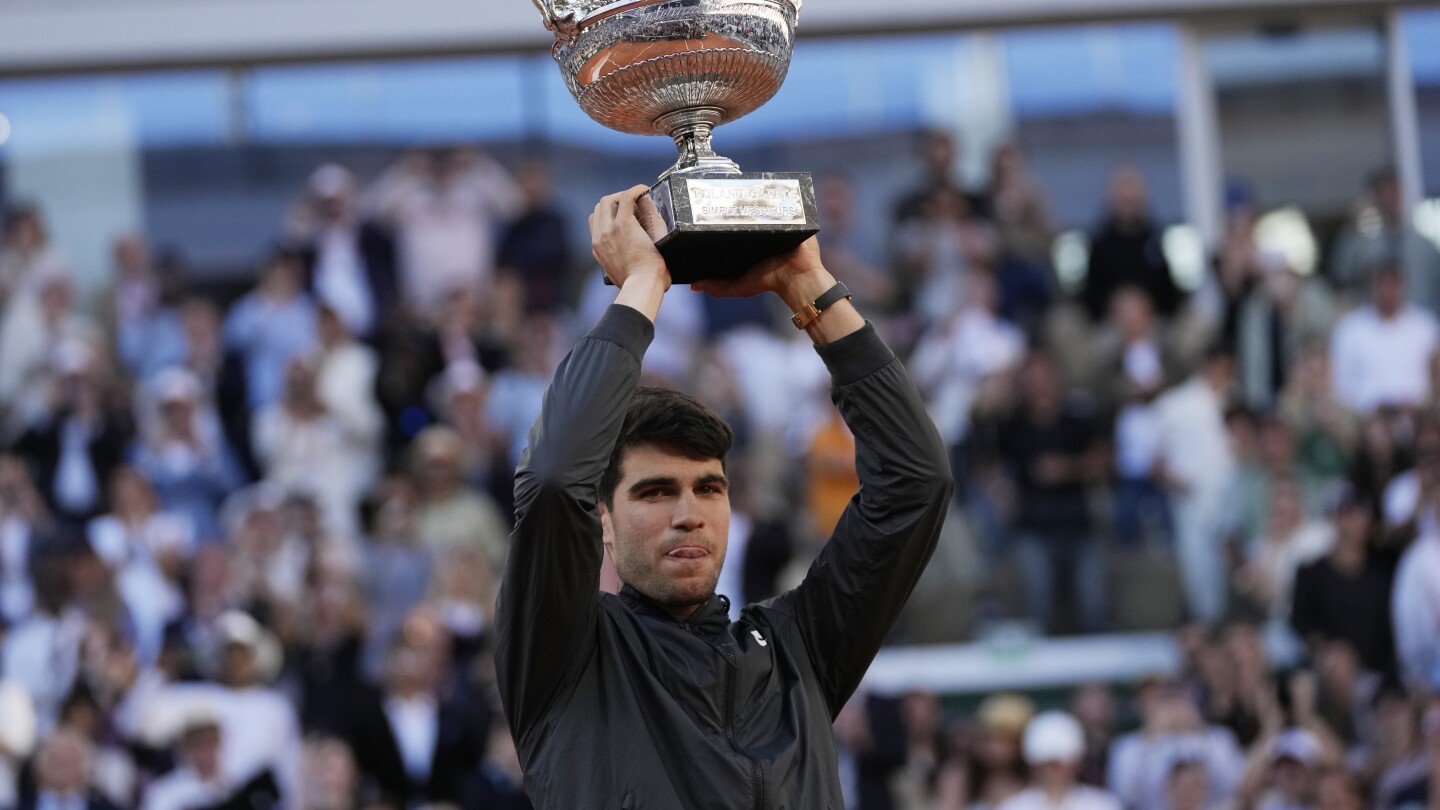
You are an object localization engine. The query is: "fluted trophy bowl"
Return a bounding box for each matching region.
[533,0,818,282]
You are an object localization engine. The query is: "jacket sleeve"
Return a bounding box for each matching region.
[495,304,654,744]
[768,323,953,716]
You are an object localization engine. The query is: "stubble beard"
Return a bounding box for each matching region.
[613,531,726,613]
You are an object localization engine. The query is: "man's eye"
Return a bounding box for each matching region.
[640,489,666,500]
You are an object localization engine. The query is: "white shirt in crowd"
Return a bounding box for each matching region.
[1392,528,1440,690]
[1153,377,1234,496]
[909,305,1025,447]
[1108,727,1245,810]
[996,785,1123,810]
[313,226,373,337]
[142,765,232,810]
[384,693,439,781]
[1330,304,1439,413]
[133,682,302,810]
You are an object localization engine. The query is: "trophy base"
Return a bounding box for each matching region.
[648,172,819,285]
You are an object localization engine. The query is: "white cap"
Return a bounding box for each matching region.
[309,163,355,199]
[1272,728,1320,765]
[1023,711,1086,765]
[0,680,37,758]
[152,367,201,404]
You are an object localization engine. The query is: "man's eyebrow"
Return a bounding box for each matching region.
[627,476,679,495]
[695,473,728,488]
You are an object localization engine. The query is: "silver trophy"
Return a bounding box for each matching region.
[533,0,820,283]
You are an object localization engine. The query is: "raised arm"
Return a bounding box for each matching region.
[495,187,670,743]
[697,241,953,715]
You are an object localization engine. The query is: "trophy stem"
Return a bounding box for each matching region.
[657,107,742,179]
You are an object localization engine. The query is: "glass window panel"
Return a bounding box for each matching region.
[0,70,229,156]
[1001,24,1184,230]
[1406,8,1440,196]
[246,57,527,143]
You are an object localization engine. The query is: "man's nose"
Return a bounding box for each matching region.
[671,493,705,531]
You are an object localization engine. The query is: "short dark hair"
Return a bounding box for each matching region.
[600,387,734,508]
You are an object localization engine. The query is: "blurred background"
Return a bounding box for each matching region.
[0,0,1438,807]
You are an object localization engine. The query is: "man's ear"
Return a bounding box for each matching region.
[599,501,615,555]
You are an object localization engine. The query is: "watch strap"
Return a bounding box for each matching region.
[790,281,853,330]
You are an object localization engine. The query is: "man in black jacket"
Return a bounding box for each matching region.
[495,186,952,809]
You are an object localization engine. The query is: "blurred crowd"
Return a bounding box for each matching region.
[0,130,1435,809]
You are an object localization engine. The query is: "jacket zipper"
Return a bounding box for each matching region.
[720,645,765,810]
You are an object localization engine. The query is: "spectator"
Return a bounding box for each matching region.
[0,455,47,624]
[0,273,103,441]
[803,405,858,542]
[1081,166,1182,324]
[1108,677,1245,809]
[20,726,120,810]
[1357,684,1429,806]
[497,160,572,315]
[1233,728,1332,810]
[1392,514,1440,692]
[285,163,400,344]
[1230,478,1333,628]
[223,249,319,412]
[0,679,38,809]
[989,143,1058,335]
[1106,287,1178,549]
[997,711,1121,810]
[111,234,189,381]
[1291,488,1397,679]
[909,270,1026,456]
[131,368,243,544]
[483,314,561,472]
[895,129,991,224]
[252,357,368,538]
[1276,346,1358,488]
[133,611,301,810]
[1330,261,1439,414]
[172,298,256,480]
[361,484,432,680]
[1165,759,1218,810]
[2,548,86,728]
[0,204,66,313]
[1070,683,1118,789]
[298,735,360,810]
[460,724,532,810]
[343,633,487,809]
[1349,410,1408,532]
[313,303,384,512]
[11,344,132,529]
[1330,167,1440,312]
[1154,345,1238,623]
[894,186,998,326]
[962,693,1035,809]
[816,173,894,315]
[368,146,523,317]
[86,467,191,665]
[1214,197,1336,411]
[409,427,509,567]
[1000,348,1108,633]
[1311,767,1366,810]
[141,711,260,810]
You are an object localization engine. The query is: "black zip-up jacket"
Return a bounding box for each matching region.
[496,304,952,809]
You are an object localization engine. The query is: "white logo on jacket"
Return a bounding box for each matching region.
[750,629,768,647]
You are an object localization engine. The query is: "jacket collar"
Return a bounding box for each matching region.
[619,584,731,637]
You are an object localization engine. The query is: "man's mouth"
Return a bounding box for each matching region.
[665,546,709,560]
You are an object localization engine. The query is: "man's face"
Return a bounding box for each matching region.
[601,443,730,616]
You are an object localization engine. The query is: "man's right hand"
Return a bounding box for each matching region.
[590,186,670,290]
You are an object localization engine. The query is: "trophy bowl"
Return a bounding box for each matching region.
[544,0,798,138]
[535,0,820,282]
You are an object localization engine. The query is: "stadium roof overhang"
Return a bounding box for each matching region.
[0,0,1425,77]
